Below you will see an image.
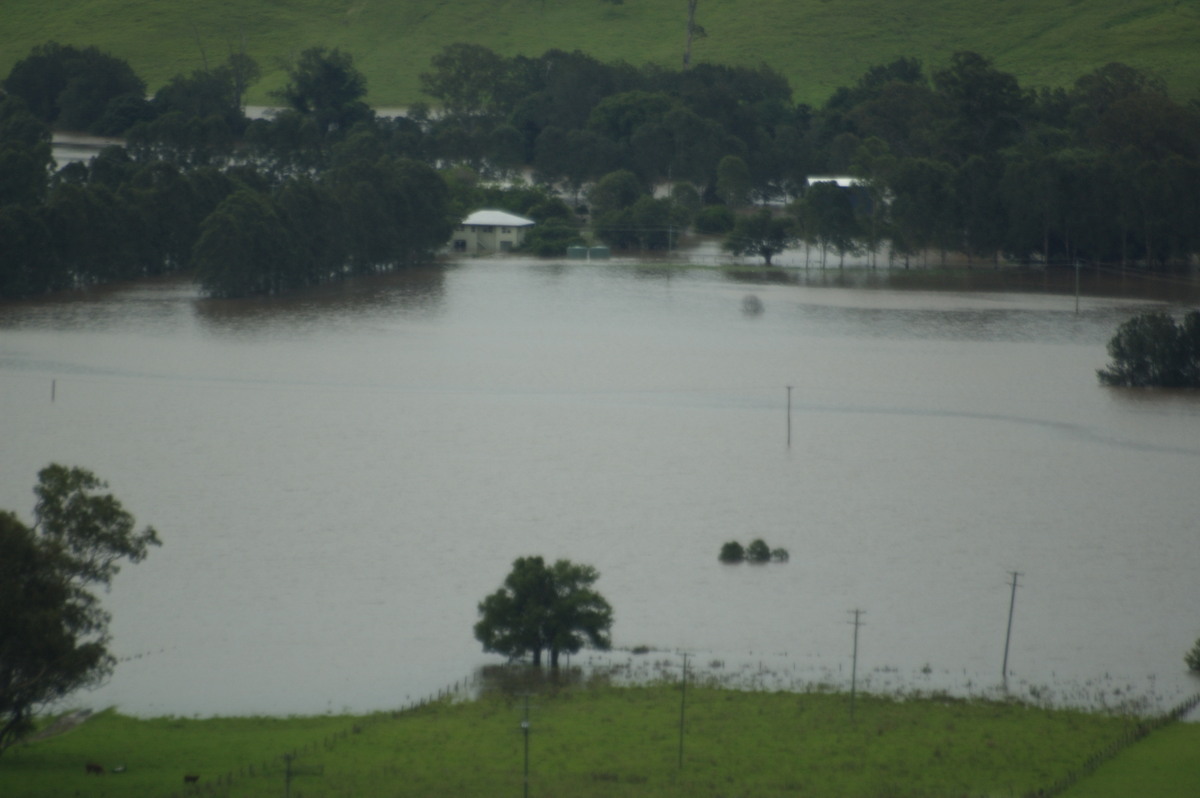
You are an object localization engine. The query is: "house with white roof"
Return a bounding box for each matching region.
[451,209,536,254]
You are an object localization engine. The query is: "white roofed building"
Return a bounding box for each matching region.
[451,210,535,254]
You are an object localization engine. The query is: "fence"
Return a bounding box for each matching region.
[1034,691,1200,798]
[164,674,478,798]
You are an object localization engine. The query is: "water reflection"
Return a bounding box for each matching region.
[191,267,449,336]
[3,259,1200,719]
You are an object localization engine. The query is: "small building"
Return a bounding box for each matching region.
[451,210,535,254]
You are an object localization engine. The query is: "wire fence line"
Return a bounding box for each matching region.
[162,673,479,798]
[159,673,1197,798]
[1034,691,1200,798]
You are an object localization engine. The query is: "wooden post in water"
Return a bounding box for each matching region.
[51,379,55,402]
[786,386,792,448]
[1074,259,1081,314]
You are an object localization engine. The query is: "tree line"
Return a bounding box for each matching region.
[2,42,1199,300]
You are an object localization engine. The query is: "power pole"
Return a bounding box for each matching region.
[786,385,793,448]
[1001,571,1022,688]
[283,753,294,798]
[849,609,864,722]
[683,0,701,70]
[520,694,531,798]
[678,652,689,770]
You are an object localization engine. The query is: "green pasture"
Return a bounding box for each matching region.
[2,683,1196,798]
[1,0,1199,108]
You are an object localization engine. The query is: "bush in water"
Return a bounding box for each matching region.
[719,540,745,563]
[746,538,771,563]
[719,540,788,563]
[1186,638,1200,672]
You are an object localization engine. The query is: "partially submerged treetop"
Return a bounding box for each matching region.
[474,556,613,669]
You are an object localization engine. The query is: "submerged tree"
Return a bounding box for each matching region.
[474,556,613,668]
[0,465,160,755]
[723,208,798,266]
[1186,638,1200,672]
[1097,310,1200,388]
[718,540,745,563]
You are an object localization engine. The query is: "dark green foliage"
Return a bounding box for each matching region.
[273,47,371,136]
[0,96,52,207]
[2,42,146,134]
[0,465,160,755]
[716,155,751,207]
[1186,638,1200,672]
[588,169,645,218]
[746,538,771,563]
[718,540,745,563]
[474,556,613,668]
[794,181,863,265]
[151,58,257,134]
[1098,311,1200,388]
[521,218,584,255]
[723,208,798,265]
[720,538,788,564]
[694,204,734,234]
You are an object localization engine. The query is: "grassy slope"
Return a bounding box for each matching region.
[1,0,1198,108]
[2,686,1192,798]
[1061,722,1200,798]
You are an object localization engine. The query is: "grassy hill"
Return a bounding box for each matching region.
[2,0,1199,108]
[3,683,1197,798]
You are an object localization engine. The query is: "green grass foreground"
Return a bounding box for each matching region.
[3,683,1196,798]
[1,0,1199,107]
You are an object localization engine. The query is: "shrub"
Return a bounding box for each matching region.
[771,547,790,562]
[1098,310,1200,387]
[1186,638,1200,672]
[746,538,771,563]
[521,219,584,256]
[694,204,734,234]
[718,541,744,563]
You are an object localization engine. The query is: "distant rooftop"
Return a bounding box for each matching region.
[806,176,864,188]
[463,209,535,227]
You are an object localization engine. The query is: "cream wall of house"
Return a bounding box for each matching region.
[451,225,529,253]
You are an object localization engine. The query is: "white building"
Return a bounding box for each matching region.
[450,210,535,254]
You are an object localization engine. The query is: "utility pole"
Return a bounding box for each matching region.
[520,694,531,798]
[849,609,864,722]
[1074,259,1081,314]
[786,385,793,448]
[678,652,689,770]
[1002,571,1022,688]
[283,753,294,798]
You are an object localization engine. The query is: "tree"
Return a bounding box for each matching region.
[715,154,752,207]
[1187,638,1200,672]
[273,47,371,136]
[1097,311,1200,388]
[723,208,797,265]
[745,538,771,563]
[718,541,745,563]
[2,43,146,133]
[474,556,613,668]
[419,43,511,118]
[0,465,160,755]
[588,169,645,218]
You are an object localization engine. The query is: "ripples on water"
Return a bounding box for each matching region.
[2,259,1198,718]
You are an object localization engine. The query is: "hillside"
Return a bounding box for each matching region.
[5,684,1197,798]
[2,0,1199,107]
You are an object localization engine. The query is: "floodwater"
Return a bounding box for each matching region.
[2,257,1199,718]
